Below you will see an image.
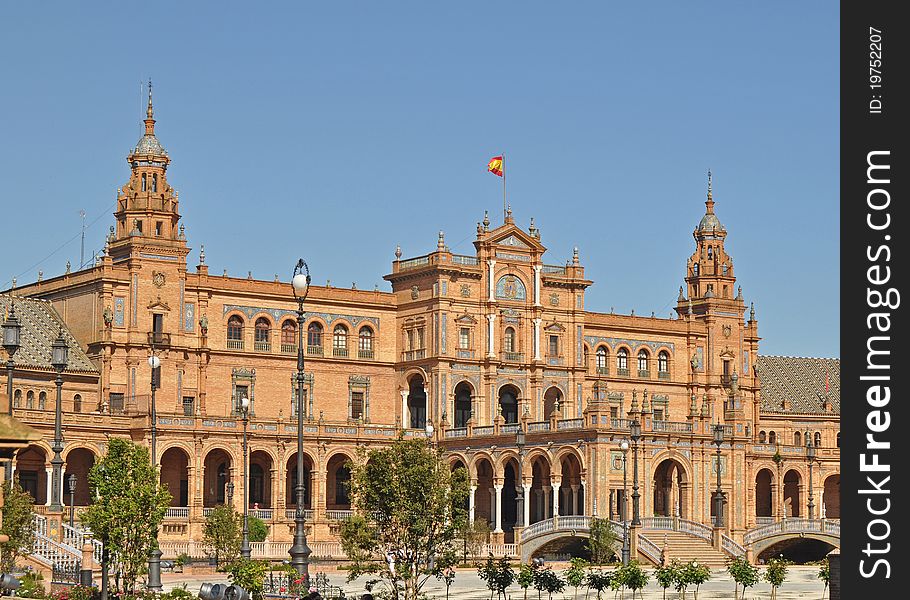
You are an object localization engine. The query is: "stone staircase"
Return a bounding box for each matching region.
[643,529,729,567]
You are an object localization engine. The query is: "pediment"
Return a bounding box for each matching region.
[544,322,566,332]
[147,296,171,311]
[455,312,477,324]
[495,234,531,249]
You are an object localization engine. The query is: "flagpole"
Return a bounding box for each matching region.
[502,152,507,222]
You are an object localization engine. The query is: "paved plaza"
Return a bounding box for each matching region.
[161,565,831,599]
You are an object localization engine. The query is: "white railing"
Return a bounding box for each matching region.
[203,507,215,517]
[521,518,555,540]
[62,523,104,564]
[165,507,190,519]
[722,534,746,557]
[743,518,840,545]
[637,533,662,564]
[250,509,273,520]
[557,515,590,530]
[34,514,48,536]
[521,515,590,542]
[640,517,713,542]
[678,518,714,542]
[250,541,290,558]
[284,509,314,520]
[452,255,479,266]
[325,509,353,521]
[31,531,82,567]
[484,543,518,557]
[755,516,775,525]
[641,516,674,530]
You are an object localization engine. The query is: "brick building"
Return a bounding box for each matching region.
[3,93,840,563]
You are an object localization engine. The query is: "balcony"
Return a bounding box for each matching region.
[148,332,171,347]
[164,507,189,519]
[638,369,651,379]
[333,347,349,358]
[617,368,630,377]
[307,345,324,356]
[227,339,244,350]
[402,349,426,361]
[358,349,374,359]
[595,366,609,375]
[658,371,671,380]
[281,343,296,354]
[503,351,524,363]
[254,341,271,352]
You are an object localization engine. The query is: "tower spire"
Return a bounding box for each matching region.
[706,168,715,214]
[145,79,156,136]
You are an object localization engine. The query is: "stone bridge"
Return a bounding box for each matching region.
[742,518,840,557]
[517,516,664,565]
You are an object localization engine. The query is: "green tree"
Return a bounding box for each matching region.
[565,557,588,600]
[202,504,243,569]
[536,568,566,600]
[227,558,270,600]
[247,515,268,543]
[517,563,538,600]
[654,562,679,600]
[0,481,36,572]
[765,556,790,600]
[727,555,760,600]
[681,561,710,600]
[586,518,618,565]
[477,555,515,600]
[584,569,613,600]
[80,437,171,594]
[338,436,469,600]
[817,558,830,599]
[621,562,649,600]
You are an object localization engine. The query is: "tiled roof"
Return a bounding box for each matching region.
[756,355,839,415]
[1,296,98,373]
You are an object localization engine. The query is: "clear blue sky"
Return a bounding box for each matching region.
[0,2,838,358]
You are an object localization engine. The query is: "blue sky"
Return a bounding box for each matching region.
[0,2,838,357]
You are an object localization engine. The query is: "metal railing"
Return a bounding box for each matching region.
[358,349,374,359]
[402,349,426,361]
[503,351,524,362]
[452,255,480,266]
[472,425,494,436]
[542,265,567,275]
[332,347,349,357]
[281,343,296,354]
[398,255,431,271]
[307,345,324,356]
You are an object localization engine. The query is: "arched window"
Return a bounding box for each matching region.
[617,348,629,372]
[768,431,777,445]
[693,263,699,276]
[280,320,297,349]
[596,347,608,372]
[814,431,822,447]
[335,466,351,505]
[73,394,82,413]
[504,327,516,354]
[658,351,670,374]
[141,173,147,191]
[227,315,244,348]
[333,324,348,356]
[254,318,271,350]
[358,327,374,358]
[759,430,766,443]
[26,390,34,409]
[638,350,649,373]
[307,322,323,349]
[152,173,158,192]
[722,262,728,275]
[38,391,47,410]
[794,431,801,446]
[13,389,21,408]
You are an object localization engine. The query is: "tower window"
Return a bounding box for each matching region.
[658,351,670,374]
[141,173,147,191]
[693,263,699,276]
[616,348,629,372]
[459,327,471,349]
[504,327,516,353]
[155,221,162,236]
[548,335,559,357]
[152,174,158,192]
[637,349,649,373]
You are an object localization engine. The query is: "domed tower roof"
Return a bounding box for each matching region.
[697,170,724,232]
[132,80,167,158]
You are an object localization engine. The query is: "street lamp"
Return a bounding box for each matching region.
[147,351,163,592]
[516,426,526,528]
[2,301,21,482]
[49,329,68,512]
[239,396,251,559]
[289,259,312,580]
[67,473,77,528]
[806,436,817,520]
[226,481,235,507]
[630,419,642,527]
[619,440,630,565]
[712,423,725,528]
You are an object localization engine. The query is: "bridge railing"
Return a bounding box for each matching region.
[722,534,746,557]
[640,517,713,543]
[637,534,662,565]
[743,518,840,545]
[519,515,591,542]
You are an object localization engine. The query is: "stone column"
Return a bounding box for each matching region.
[494,485,504,533]
[469,484,476,523]
[533,265,542,306]
[487,259,496,301]
[400,390,408,427]
[770,481,779,519]
[581,480,588,516]
[523,483,532,526]
[45,466,53,506]
[315,470,327,515]
[570,485,580,515]
[487,314,496,358]
[552,479,561,517]
[533,318,542,361]
[269,467,279,512]
[186,465,197,518]
[542,486,551,519]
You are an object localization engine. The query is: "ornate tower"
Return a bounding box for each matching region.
[108,81,188,263]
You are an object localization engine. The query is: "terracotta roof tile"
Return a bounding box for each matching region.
[1,296,98,373]
[756,355,839,415]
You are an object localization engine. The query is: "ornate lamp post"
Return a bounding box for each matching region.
[619,439,630,565]
[239,396,251,559]
[226,481,235,507]
[712,423,725,528]
[68,473,77,527]
[630,419,642,526]
[289,259,312,579]
[147,352,163,592]
[516,426,525,527]
[49,330,68,512]
[3,302,22,481]
[806,436,817,520]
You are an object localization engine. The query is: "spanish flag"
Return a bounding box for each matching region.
[487,155,504,177]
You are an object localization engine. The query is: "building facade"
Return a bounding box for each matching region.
[3,94,840,562]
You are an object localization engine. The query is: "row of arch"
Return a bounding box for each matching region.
[588,346,670,373]
[759,430,839,448]
[13,443,357,512]
[226,315,374,354]
[12,389,83,412]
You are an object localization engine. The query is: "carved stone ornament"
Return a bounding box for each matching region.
[549,293,559,306]
[460,284,471,297]
[722,324,732,338]
[411,285,419,300]
[152,271,166,288]
[102,306,114,327]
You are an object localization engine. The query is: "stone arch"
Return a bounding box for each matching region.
[557,451,584,516]
[473,454,496,527]
[448,455,469,471]
[823,473,840,519]
[15,445,48,504]
[496,450,522,479]
[652,457,690,518]
[500,454,521,539]
[203,447,233,507]
[453,380,474,429]
[498,383,521,424]
[326,452,354,509]
[783,469,802,517]
[285,451,315,509]
[755,468,774,519]
[64,447,96,506]
[528,452,554,524]
[161,446,191,507]
[406,372,428,429]
[469,451,496,479]
[543,386,563,419]
[249,449,274,508]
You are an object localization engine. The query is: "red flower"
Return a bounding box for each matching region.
[279,588,287,593]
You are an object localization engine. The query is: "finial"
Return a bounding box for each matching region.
[705,169,715,214]
[274,274,280,282]
[65,260,71,274]
[438,231,445,250]
[179,223,185,238]
[483,210,490,230]
[529,217,538,238]
[678,286,685,301]
[707,168,712,196]
[37,270,43,281]
[687,298,693,314]
[199,244,206,265]
[395,244,402,260]
[651,311,655,318]
[572,246,579,265]
[147,78,154,119]
[352,282,357,289]
[223,268,228,277]
[374,284,379,291]
[506,204,512,220]
[247,271,253,280]
[736,285,743,300]
[11,278,16,290]
[750,302,755,321]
